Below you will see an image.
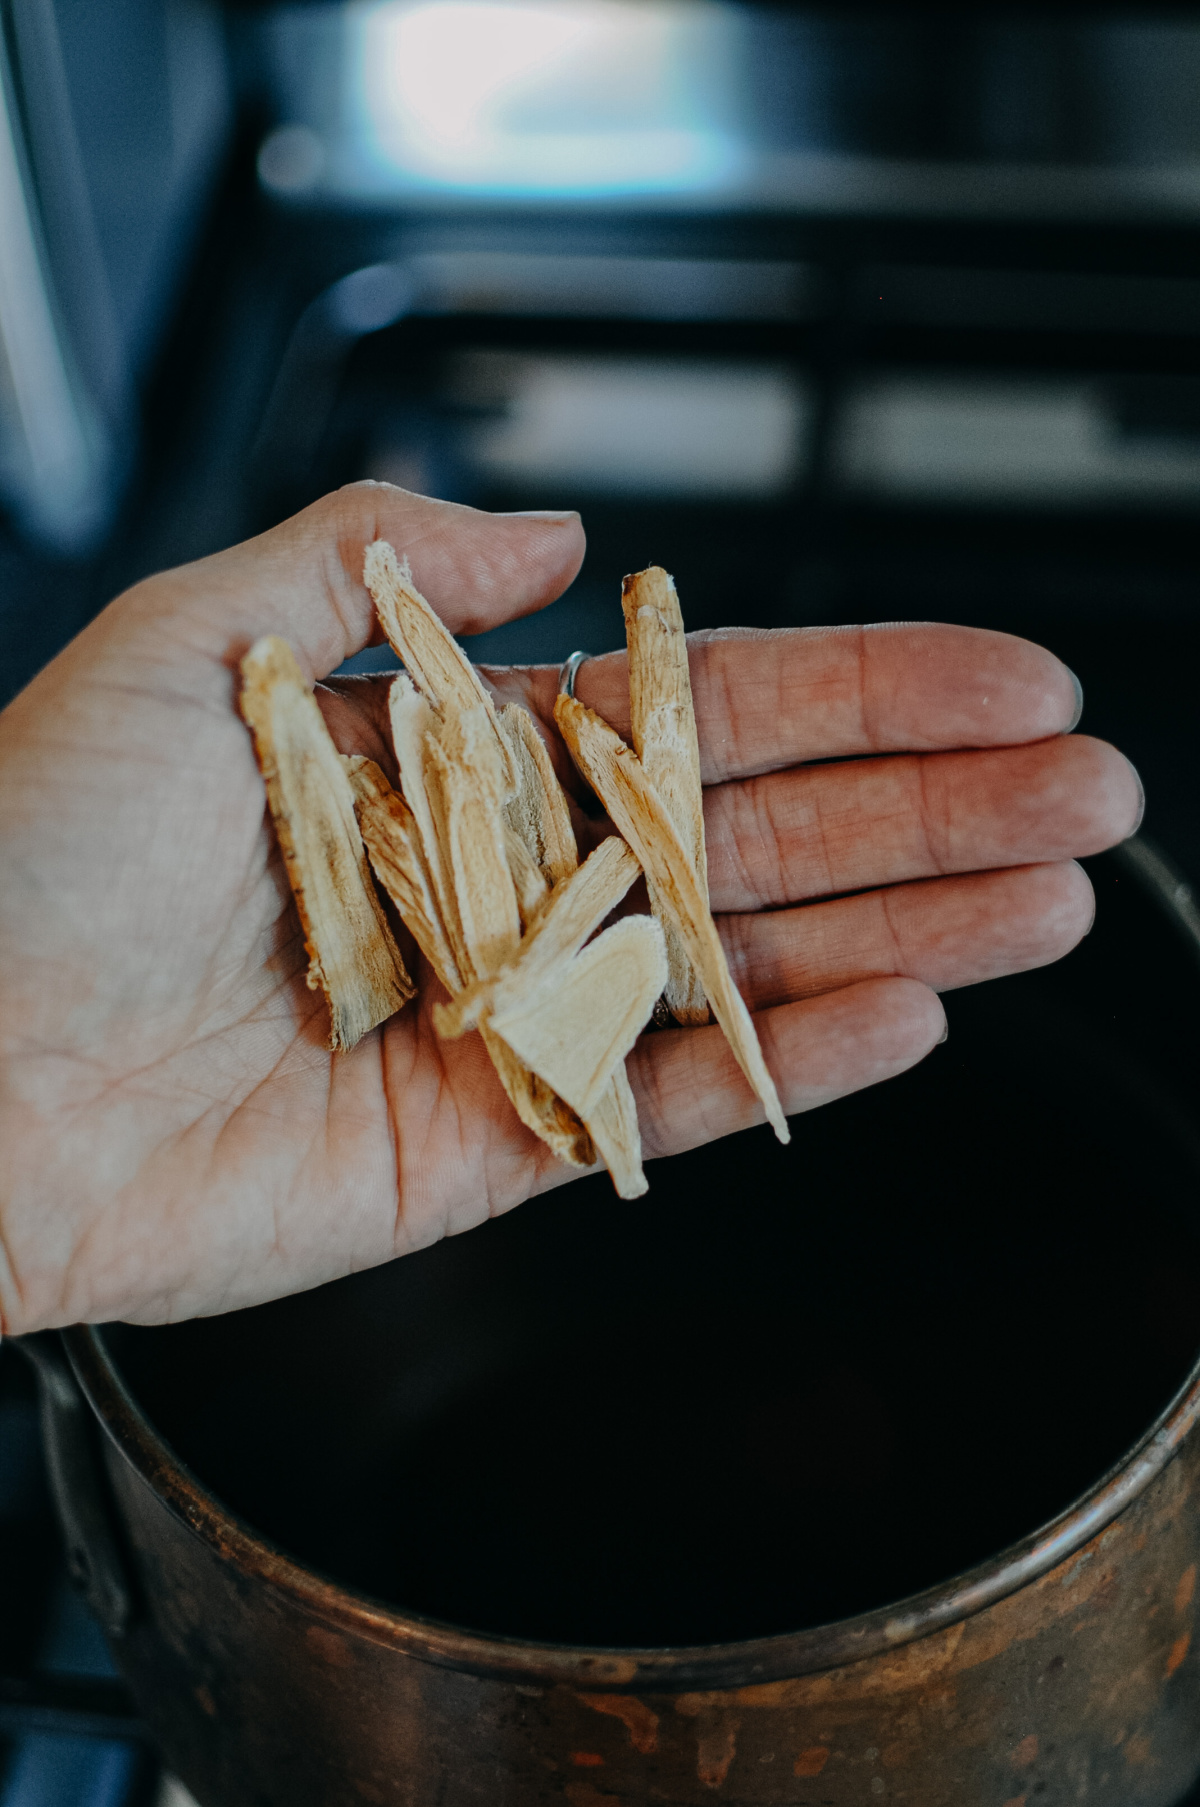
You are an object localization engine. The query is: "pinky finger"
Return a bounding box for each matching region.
[629,977,947,1161]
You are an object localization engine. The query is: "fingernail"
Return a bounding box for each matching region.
[1066,666,1084,732]
[506,509,580,523]
[937,1022,949,1045]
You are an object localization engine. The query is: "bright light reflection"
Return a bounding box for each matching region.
[354,0,743,196]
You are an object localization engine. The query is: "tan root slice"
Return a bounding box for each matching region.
[504,825,550,930]
[364,539,618,1176]
[358,720,594,1169]
[364,540,512,791]
[497,702,578,887]
[426,706,522,982]
[430,712,593,1163]
[432,835,651,1200]
[239,637,413,1050]
[489,916,665,1119]
[480,1023,596,1170]
[622,566,709,1026]
[435,835,640,1041]
[556,693,790,1145]
[584,1062,647,1200]
[387,674,466,972]
[346,756,462,992]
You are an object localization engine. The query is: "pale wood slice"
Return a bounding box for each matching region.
[488,915,666,1121]
[583,1062,647,1200]
[239,637,413,1051]
[555,693,790,1144]
[504,824,550,930]
[369,558,599,1172]
[364,539,512,792]
[428,706,521,983]
[434,835,640,1041]
[387,674,466,966]
[480,1022,596,1168]
[350,756,594,1165]
[622,566,709,1026]
[497,702,578,887]
[346,756,462,992]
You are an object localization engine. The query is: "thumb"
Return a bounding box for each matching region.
[115,484,586,683]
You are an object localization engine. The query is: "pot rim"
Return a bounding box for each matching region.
[65,835,1200,1693]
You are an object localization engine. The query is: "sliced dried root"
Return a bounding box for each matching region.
[497,701,577,887]
[479,1023,597,1170]
[427,705,521,982]
[239,637,413,1051]
[490,915,666,1121]
[353,729,597,1171]
[365,539,513,791]
[353,540,655,1194]
[555,692,790,1145]
[434,839,654,1196]
[435,836,640,1040]
[622,566,709,1026]
[345,756,461,992]
[584,1063,647,1201]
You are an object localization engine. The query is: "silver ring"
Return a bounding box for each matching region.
[558,649,590,700]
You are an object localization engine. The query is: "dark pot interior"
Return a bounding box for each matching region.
[103,848,1200,1650]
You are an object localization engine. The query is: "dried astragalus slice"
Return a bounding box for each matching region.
[426,706,521,982]
[435,836,640,1041]
[387,674,475,984]
[356,715,595,1170]
[622,566,709,1026]
[345,756,461,993]
[240,637,413,1050]
[364,539,512,790]
[503,824,550,930]
[480,1022,596,1170]
[497,702,577,888]
[361,537,629,1181]
[487,915,667,1122]
[434,836,651,1197]
[555,692,790,1145]
[585,1063,647,1201]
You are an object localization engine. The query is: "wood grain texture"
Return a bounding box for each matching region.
[498,702,578,888]
[623,567,709,1026]
[239,637,412,1051]
[434,837,640,1041]
[490,916,666,1121]
[364,540,512,791]
[555,692,789,1144]
[347,755,461,992]
[361,539,649,1186]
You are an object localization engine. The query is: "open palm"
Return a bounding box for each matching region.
[0,485,1140,1334]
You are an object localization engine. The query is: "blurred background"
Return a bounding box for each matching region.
[6,2,1200,872]
[7,0,1200,1799]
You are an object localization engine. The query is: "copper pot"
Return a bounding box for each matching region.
[23,840,1200,1805]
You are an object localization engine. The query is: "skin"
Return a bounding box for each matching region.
[0,484,1142,1334]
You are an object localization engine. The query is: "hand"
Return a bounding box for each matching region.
[0,485,1141,1332]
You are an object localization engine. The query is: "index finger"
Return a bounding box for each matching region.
[513,623,1081,784]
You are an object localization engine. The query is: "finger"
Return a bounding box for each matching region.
[109,484,586,683]
[631,976,945,1159]
[705,734,1142,912]
[721,860,1093,1012]
[508,620,1081,783]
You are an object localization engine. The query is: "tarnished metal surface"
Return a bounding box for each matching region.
[57,1321,1200,1807]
